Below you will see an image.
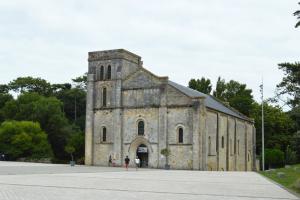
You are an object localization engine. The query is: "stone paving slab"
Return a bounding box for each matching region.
[0,161,298,200]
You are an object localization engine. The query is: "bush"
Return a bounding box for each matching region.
[265,148,285,169]
[0,121,53,160]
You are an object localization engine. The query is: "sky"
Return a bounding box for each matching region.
[0,0,299,104]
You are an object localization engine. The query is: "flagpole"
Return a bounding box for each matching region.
[261,78,265,171]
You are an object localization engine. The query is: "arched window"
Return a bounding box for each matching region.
[178,127,183,143]
[138,121,144,135]
[100,66,104,81]
[107,65,111,80]
[221,136,224,148]
[208,136,212,155]
[96,67,100,81]
[248,152,250,162]
[102,127,106,142]
[102,87,107,107]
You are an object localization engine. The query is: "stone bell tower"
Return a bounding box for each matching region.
[85,49,142,165]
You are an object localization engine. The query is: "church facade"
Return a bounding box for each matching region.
[85,49,256,171]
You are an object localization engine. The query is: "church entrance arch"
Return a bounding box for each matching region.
[136,144,148,168]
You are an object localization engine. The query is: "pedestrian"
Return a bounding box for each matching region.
[135,156,140,170]
[1,154,5,161]
[124,156,130,170]
[108,155,112,166]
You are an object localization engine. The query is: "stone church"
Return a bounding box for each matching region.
[85,49,256,171]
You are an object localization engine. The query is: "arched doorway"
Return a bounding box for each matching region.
[136,144,148,168]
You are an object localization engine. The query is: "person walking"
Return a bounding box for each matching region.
[124,156,130,170]
[108,155,112,167]
[135,156,140,170]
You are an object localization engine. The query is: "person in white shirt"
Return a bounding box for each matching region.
[135,156,140,170]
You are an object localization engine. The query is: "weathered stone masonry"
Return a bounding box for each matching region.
[85,49,256,171]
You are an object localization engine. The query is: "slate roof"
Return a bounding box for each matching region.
[168,81,251,122]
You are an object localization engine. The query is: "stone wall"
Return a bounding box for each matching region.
[227,117,235,171]
[205,110,254,171]
[167,107,193,169]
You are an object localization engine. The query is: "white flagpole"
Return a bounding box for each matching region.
[261,78,265,171]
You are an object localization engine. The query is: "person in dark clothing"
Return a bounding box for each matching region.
[125,156,130,170]
[108,155,112,166]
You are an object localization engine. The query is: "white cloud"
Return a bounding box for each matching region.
[0,0,298,105]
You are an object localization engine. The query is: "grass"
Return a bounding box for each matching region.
[259,163,300,195]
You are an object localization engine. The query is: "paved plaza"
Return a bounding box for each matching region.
[0,161,298,200]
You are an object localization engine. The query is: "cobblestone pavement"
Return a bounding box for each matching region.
[0,161,298,200]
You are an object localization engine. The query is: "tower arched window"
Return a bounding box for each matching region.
[102,127,107,142]
[96,68,100,81]
[178,127,183,143]
[208,136,212,155]
[221,136,224,148]
[107,65,111,80]
[100,66,104,81]
[102,87,107,107]
[138,121,144,135]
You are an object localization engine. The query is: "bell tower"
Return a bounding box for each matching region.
[85,49,142,166]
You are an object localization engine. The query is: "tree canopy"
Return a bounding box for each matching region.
[212,77,254,116]
[294,2,300,28]
[0,121,53,160]
[8,77,53,96]
[250,102,295,155]
[276,62,300,108]
[188,78,212,94]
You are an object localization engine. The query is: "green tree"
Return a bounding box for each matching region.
[54,88,86,130]
[213,77,226,100]
[64,145,75,161]
[265,148,285,168]
[250,102,295,156]
[0,84,9,93]
[276,62,300,108]
[2,93,72,161]
[0,93,13,123]
[294,2,300,28]
[8,77,53,96]
[213,77,254,116]
[72,73,87,91]
[188,78,212,94]
[65,127,85,162]
[0,121,52,160]
[291,131,300,162]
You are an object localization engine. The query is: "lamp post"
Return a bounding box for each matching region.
[260,78,265,171]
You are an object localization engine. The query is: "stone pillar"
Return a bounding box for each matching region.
[192,98,203,170]
[253,125,257,171]
[199,98,207,170]
[244,122,248,171]
[234,119,237,171]
[226,116,229,171]
[158,84,167,168]
[113,71,123,166]
[216,113,220,171]
[85,74,95,165]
